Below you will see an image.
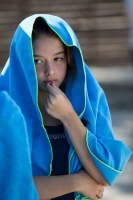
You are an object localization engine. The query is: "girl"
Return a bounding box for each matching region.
[0,14,132,200]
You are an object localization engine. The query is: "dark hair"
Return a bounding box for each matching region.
[32,17,76,91]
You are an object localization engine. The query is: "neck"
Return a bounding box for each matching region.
[38,89,62,126]
[38,89,48,106]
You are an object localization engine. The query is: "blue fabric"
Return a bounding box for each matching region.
[45,124,74,200]
[0,91,38,200]
[45,124,70,176]
[0,14,132,199]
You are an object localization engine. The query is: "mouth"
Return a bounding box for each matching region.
[44,80,56,85]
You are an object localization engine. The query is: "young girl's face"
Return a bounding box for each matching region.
[33,35,67,92]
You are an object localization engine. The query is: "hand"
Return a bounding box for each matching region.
[76,169,104,200]
[45,82,73,121]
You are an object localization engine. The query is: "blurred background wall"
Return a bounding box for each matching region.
[0,0,133,68]
[0,0,133,200]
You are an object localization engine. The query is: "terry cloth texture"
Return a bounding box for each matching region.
[0,14,132,200]
[0,91,38,200]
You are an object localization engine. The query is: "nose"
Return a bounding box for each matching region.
[44,61,55,77]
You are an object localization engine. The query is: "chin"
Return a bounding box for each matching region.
[38,87,48,93]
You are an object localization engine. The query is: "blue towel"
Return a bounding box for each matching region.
[0,14,132,199]
[0,91,38,199]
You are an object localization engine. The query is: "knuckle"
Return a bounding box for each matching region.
[54,94,62,102]
[99,184,102,189]
[45,103,51,112]
[55,93,61,99]
[50,97,54,104]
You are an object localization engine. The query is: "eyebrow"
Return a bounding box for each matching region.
[53,51,65,55]
[34,51,65,57]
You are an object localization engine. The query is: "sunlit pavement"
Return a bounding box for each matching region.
[90,66,133,200]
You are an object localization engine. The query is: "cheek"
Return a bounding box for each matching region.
[36,66,43,79]
[59,65,67,80]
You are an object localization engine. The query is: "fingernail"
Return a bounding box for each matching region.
[52,81,55,87]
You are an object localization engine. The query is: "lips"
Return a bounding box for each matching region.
[44,80,55,83]
[44,80,56,85]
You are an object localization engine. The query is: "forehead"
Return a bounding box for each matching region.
[33,35,65,50]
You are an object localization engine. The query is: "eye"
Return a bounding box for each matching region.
[54,57,63,62]
[34,59,43,64]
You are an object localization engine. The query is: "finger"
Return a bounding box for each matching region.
[46,82,56,95]
[51,81,56,88]
[45,92,54,110]
[95,195,99,200]
[47,92,54,105]
[44,98,49,110]
[97,190,103,199]
[96,195,102,200]
[46,82,60,96]
[99,186,104,192]
[51,81,64,93]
